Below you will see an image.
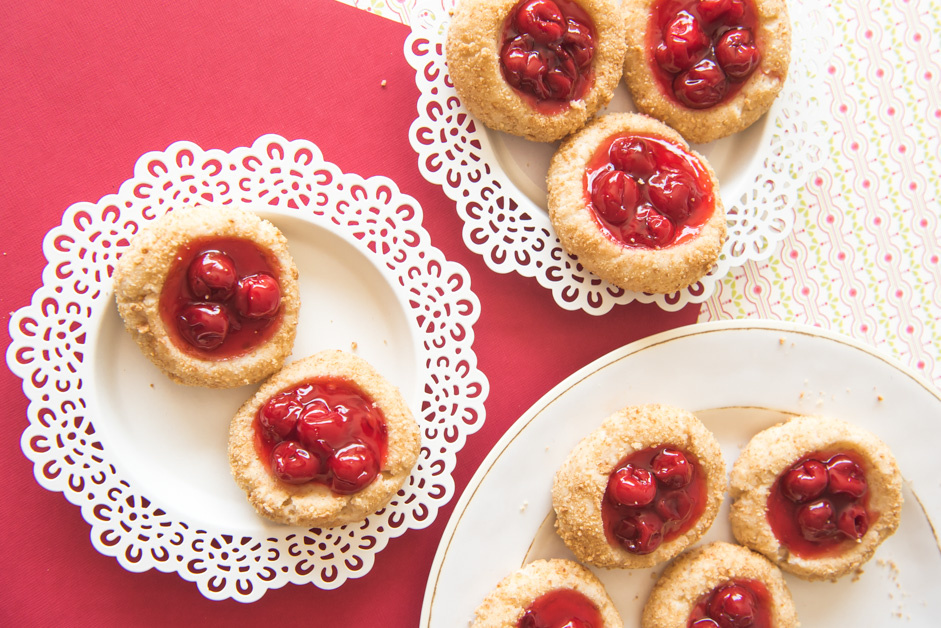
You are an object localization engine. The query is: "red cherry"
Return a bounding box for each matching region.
[826,455,868,498]
[639,204,676,247]
[698,0,745,23]
[613,511,663,554]
[501,36,551,99]
[673,58,729,109]
[837,503,870,540]
[296,403,350,451]
[271,441,321,484]
[234,273,281,319]
[707,584,757,628]
[328,442,380,494]
[186,250,237,301]
[258,392,303,441]
[797,498,838,541]
[563,18,594,69]
[609,464,657,507]
[591,170,640,224]
[654,489,694,522]
[177,303,230,349]
[691,620,722,628]
[545,65,575,100]
[656,11,710,74]
[516,0,566,45]
[647,170,699,222]
[715,28,761,81]
[780,458,829,503]
[651,447,693,488]
[609,137,657,175]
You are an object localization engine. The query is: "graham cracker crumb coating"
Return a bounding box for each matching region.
[446,0,627,142]
[622,0,791,144]
[228,350,421,528]
[472,558,623,627]
[547,112,726,294]
[112,204,300,388]
[729,415,903,581]
[642,541,799,628]
[552,404,726,569]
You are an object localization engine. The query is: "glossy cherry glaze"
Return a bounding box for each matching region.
[767,450,875,558]
[585,133,715,249]
[500,0,597,114]
[688,579,772,628]
[602,446,707,555]
[253,378,388,495]
[517,588,604,628]
[648,0,762,109]
[159,237,283,358]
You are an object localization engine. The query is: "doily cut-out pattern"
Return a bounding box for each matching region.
[7,134,488,601]
[406,0,829,314]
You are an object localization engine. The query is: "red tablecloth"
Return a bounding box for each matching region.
[0,1,696,625]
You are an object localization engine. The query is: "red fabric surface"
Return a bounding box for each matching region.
[0,0,698,625]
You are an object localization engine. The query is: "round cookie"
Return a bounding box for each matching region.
[113,204,300,388]
[642,542,799,628]
[472,559,623,627]
[228,350,421,528]
[552,404,726,569]
[446,0,627,142]
[622,0,791,144]
[547,112,726,294]
[729,415,902,581]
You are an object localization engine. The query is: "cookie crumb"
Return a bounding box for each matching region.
[877,395,884,402]
[520,501,528,513]
[351,341,358,351]
[380,79,387,88]
[779,337,786,345]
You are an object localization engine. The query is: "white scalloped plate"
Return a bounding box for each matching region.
[407,0,830,313]
[422,320,941,626]
[7,135,489,602]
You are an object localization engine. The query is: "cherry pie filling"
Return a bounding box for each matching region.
[767,450,876,558]
[518,588,604,628]
[158,237,283,358]
[253,378,388,495]
[648,0,762,109]
[688,579,773,628]
[602,446,707,555]
[585,133,715,249]
[499,0,597,114]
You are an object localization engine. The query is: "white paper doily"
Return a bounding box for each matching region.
[406,0,830,313]
[6,134,488,602]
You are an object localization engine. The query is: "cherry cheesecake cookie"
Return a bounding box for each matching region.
[642,542,799,628]
[228,350,421,528]
[729,415,902,580]
[472,559,623,628]
[548,112,725,294]
[113,204,299,388]
[622,0,791,143]
[552,404,726,569]
[446,0,627,142]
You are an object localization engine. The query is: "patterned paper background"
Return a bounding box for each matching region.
[343,0,941,390]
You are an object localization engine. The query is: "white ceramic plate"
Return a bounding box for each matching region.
[422,320,941,626]
[8,135,488,601]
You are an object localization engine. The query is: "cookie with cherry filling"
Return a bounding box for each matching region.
[472,559,623,627]
[548,112,726,294]
[729,415,902,581]
[622,0,791,143]
[446,0,627,142]
[552,404,726,569]
[228,350,421,528]
[113,204,299,388]
[642,542,799,628]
